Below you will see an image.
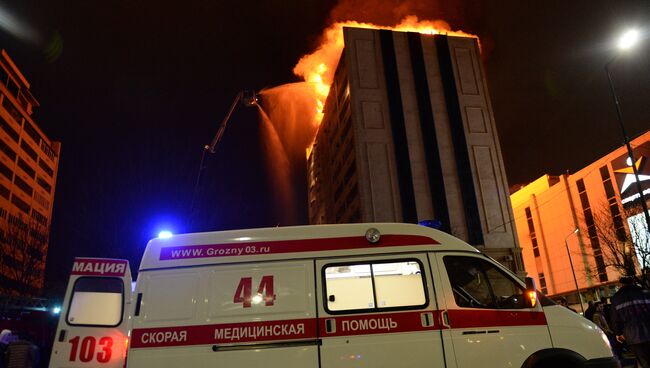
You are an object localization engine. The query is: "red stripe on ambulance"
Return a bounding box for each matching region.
[448,309,547,328]
[159,235,438,260]
[320,311,440,336]
[130,318,318,348]
[71,258,128,276]
[130,310,548,348]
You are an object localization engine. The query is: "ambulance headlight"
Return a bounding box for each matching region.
[365,228,381,244]
[52,306,61,315]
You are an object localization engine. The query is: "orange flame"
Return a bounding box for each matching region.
[292,16,476,125]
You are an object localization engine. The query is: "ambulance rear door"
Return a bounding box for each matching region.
[49,258,132,368]
[127,259,319,367]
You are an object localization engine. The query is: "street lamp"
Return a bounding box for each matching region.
[604,29,650,235]
[565,228,584,314]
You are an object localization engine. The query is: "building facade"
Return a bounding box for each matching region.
[0,50,60,295]
[307,28,522,272]
[511,130,650,304]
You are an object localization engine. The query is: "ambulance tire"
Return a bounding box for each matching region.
[522,348,585,368]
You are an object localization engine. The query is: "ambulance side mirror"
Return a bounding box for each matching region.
[524,277,537,308]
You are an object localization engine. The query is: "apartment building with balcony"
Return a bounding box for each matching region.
[0,50,60,295]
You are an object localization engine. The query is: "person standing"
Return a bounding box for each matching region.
[584,300,596,321]
[611,277,650,368]
[558,297,577,312]
[0,330,13,368]
[5,332,39,368]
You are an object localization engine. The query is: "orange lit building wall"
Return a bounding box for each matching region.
[511,130,650,301]
[0,50,61,295]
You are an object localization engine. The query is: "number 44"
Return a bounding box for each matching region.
[233,276,276,308]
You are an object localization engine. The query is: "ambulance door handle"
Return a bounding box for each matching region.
[421,312,434,327]
[58,329,67,342]
[440,310,450,328]
[134,293,143,316]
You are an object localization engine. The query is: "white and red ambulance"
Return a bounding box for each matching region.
[50,223,617,367]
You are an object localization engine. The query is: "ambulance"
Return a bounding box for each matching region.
[50,223,617,367]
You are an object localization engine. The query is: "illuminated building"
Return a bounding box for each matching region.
[0,50,60,295]
[307,27,522,272]
[511,130,650,303]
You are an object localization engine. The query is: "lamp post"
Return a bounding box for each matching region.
[605,29,650,234]
[565,228,584,314]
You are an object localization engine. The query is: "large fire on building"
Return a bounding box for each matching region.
[258,17,478,225]
[257,15,523,272]
[266,16,476,129]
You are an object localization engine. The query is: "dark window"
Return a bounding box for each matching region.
[0,182,9,199]
[599,166,610,181]
[0,138,16,160]
[39,142,56,160]
[27,246,43,260]
[334,184,343,200]
[0,160,12,180]
[2,254,18,269]
[591,235,601,251]
[603,180,616,199]
[345,183,358,209]
[17,158,35,178]
[343,162,355,184]
[576,179,586,193]
[13,175,33,196]
[525,207,540,257]
[595,256,608,282]
[11,194,30,214]
[67,277,124,327]
[538,273,547,294]
[0,67,8,85]
[30,229,47,243]
[615,225,627,241]
[36,176,51,193]
[532,242,540,257]
[31,208,47,226]
[2,97,21,123]
[38,159,53,177]
[0,116,18,141]
[579,192,590,211]
[584,210,594,227]
[8,214,27,231]
[23,122,42,145]
[20,140,37,161]
[444,256,528,309]
[323,260,427,313]
[6,78,19,98]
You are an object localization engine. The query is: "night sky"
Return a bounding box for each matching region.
[0,0,648,298]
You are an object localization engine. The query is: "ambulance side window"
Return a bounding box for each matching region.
[444,256,526,309]
[324,260,427,314]
[67,277,124,326]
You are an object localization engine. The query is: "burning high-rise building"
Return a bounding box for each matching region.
[306,27,522,271]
